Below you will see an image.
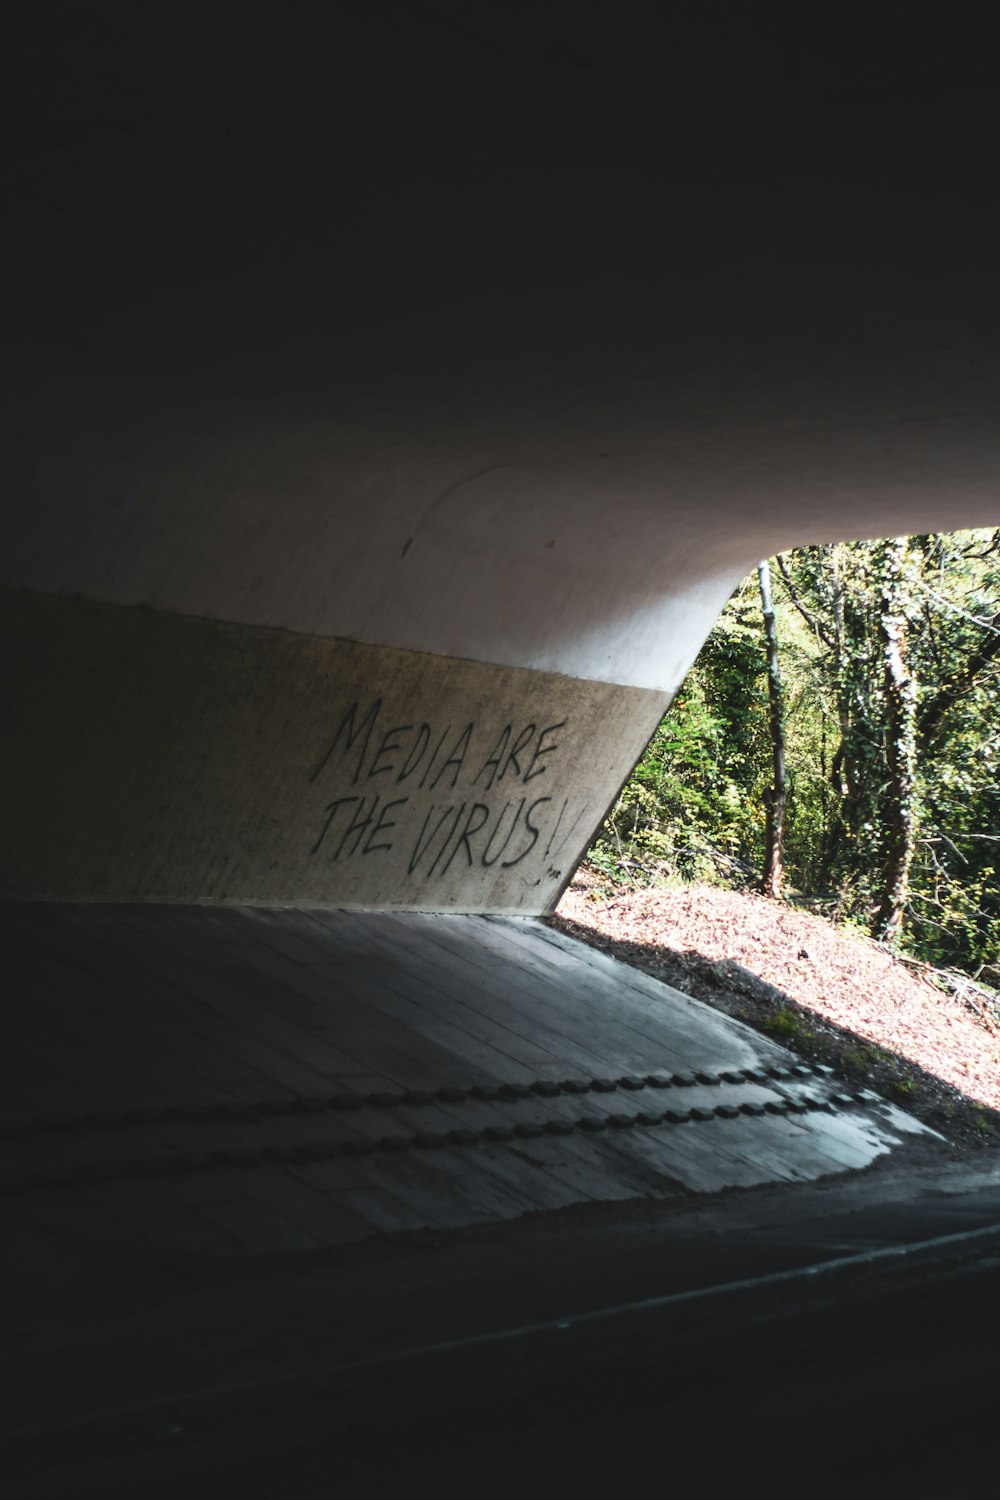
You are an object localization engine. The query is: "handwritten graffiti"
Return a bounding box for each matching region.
[308,699,583,881]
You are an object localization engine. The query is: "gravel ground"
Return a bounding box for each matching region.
[553,868,1000,1151]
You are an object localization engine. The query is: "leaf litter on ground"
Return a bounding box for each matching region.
[553,867,1000,1150]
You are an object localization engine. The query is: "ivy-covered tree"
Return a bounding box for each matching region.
[757,557,788,899]
[590,528,999,977]
[871,537,920,944]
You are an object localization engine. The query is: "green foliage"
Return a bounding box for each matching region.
[590,529,1000,977]
[591,577,770,885]
[760,1005,815,1043]
[840,1042,890,1075]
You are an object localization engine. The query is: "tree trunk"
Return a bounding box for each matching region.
[872,538,919,944]
[827,544,883,883]
[757,558,787,898]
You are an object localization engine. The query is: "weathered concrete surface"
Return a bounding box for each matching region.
[3,6,998,916]
[0,590,662,909]
[5,12,999,699]
[0,903,937,1283]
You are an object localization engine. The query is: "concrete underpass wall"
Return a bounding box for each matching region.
[4,5,999,914]
[4,400,996,911]
[1,590,662,909]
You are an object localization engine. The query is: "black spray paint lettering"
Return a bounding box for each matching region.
[406,795,552,877]
[310,699,383,785]
[368,725,413,779]
[427,803,468,876]
[408,803,457,875]
[396,724,431,783]
[428,723,474,791]
[480,797,525,866]
[418,726,453,789]
[439,802,491,875]
[311,701,569,792]
[364,796,409,854]
[472,725,511,791]
[474,720,566,787]
[310,796,355,856]
[543,797,586,858]
[335,797,379,859]
[306,699,576,877]
[310,793,409,859]
[524,721,565,782]
[509,796,550,868]
[497,723,536,783]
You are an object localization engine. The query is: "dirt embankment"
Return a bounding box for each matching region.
[553,870,1000,1150]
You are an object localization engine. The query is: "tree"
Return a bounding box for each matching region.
[590,528,999,978]
[871,538,919,944]
[757,558,788,898]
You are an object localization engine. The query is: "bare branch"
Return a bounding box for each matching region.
[773,552,834,648]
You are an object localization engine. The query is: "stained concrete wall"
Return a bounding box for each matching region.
[1,591,661,910]
[3,4,998,913]
[6,12,1000,706]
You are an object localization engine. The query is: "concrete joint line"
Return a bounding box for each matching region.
[0,1062,838,1143]
[1,1088,861,1196]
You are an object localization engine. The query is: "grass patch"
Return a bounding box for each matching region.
[761,1005,815,1044]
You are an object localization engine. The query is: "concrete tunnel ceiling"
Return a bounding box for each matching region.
[2,1,998,911]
